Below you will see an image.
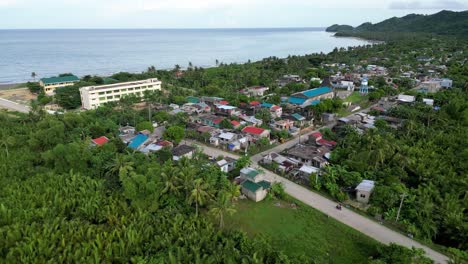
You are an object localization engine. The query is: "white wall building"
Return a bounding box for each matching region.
[356,180,375,204]
[79,78,162,110]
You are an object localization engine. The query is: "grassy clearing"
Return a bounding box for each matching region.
[225,199,381,263]
[345,91,367,104]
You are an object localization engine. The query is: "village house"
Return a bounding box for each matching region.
[239,168,271,202]
[230,120,241,129]
[197,125,219,136]
[288,86,334,108]
[199,115,224,128]
[239,115,263,126]
[276,74,303,87]
[309,132,337,148]
[215,104,239,116]
[269,105,283,118]
[172,145,196,161]
[332,80,355,91]
[262,152,299,173]
[201,96,224,106]
[271,119,294,131]
[240,86,270,97]
[242,126,270,141]
[284,144,330,168]
[119,126,136,144]
[40,75,80,95]
[355,180,375,204]
[215,157,237,173]
[91,136,109,146]
[218,132,238,144]
[297,164,320,184]
[289,113,309,128]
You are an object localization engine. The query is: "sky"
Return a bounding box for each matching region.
[0,0,466,29]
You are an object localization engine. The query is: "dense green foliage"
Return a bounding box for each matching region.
[326,89,467,250]
[0,110,304,263]
[326,24,354,32]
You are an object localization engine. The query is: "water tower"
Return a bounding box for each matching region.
[360,77,369,94]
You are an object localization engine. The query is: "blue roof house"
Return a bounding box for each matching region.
[128,134,148,150]
[288,87,333,108]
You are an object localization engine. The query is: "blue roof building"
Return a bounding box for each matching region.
[288,86,333,107]
[128,134,148,149]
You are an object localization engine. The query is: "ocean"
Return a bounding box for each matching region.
[0,28,371,84]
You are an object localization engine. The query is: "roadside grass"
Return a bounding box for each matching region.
[257,164,450,258]
[225,199,380,263]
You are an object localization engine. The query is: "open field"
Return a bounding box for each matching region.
[0,88,36,105]
[225,199,380,263]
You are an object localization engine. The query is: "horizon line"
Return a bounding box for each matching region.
[0,26,327,31]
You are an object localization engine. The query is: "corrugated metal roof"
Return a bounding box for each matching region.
[288,97,307,105]
[41,75,79,84]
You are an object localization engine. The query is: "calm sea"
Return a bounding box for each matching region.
[0,28,371,84]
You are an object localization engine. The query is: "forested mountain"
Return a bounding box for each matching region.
[327,10,468,36]
[326,24,354,32]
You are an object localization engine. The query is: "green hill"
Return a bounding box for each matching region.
[326,24,354,32]
[328,10,468,36]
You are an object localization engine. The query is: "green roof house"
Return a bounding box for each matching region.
[239,168,271,202]
[39,75,80,95]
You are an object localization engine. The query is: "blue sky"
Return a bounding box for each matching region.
[0,0,466,29]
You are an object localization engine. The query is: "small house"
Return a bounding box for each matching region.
[355,180,375,204]
[216,157,236,173]
[239,168,271,202]
[241,86,270,97]
[242,126,270,141]
[172,145,196,161]
[91,136,109,146]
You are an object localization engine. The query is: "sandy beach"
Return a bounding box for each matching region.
[0,83,27,90]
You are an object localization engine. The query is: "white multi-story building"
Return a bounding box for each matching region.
[79,78,162,109]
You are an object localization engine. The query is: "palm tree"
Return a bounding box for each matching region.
[226,183,241,203]
[105,154,133,177]
[188,178,210,217]
[209,192,236,229]
[0,132,15,157]
[31,72,37,81]
[161,169,182,196]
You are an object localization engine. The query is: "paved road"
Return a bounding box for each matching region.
[0,98,30,113]
[187,141,449,264]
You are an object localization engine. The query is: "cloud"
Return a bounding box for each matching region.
[389,0,468,10]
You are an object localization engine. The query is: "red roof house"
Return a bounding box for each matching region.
[249,101,261,106]
[317,139,337,148]
[310,132,322,141]
[92,136,109,146]
[213,118,224,125]
[231,120,241,128]
[218,100,229,105]
[242,126,270,138]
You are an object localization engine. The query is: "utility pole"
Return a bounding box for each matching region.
[395,193,407,223]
